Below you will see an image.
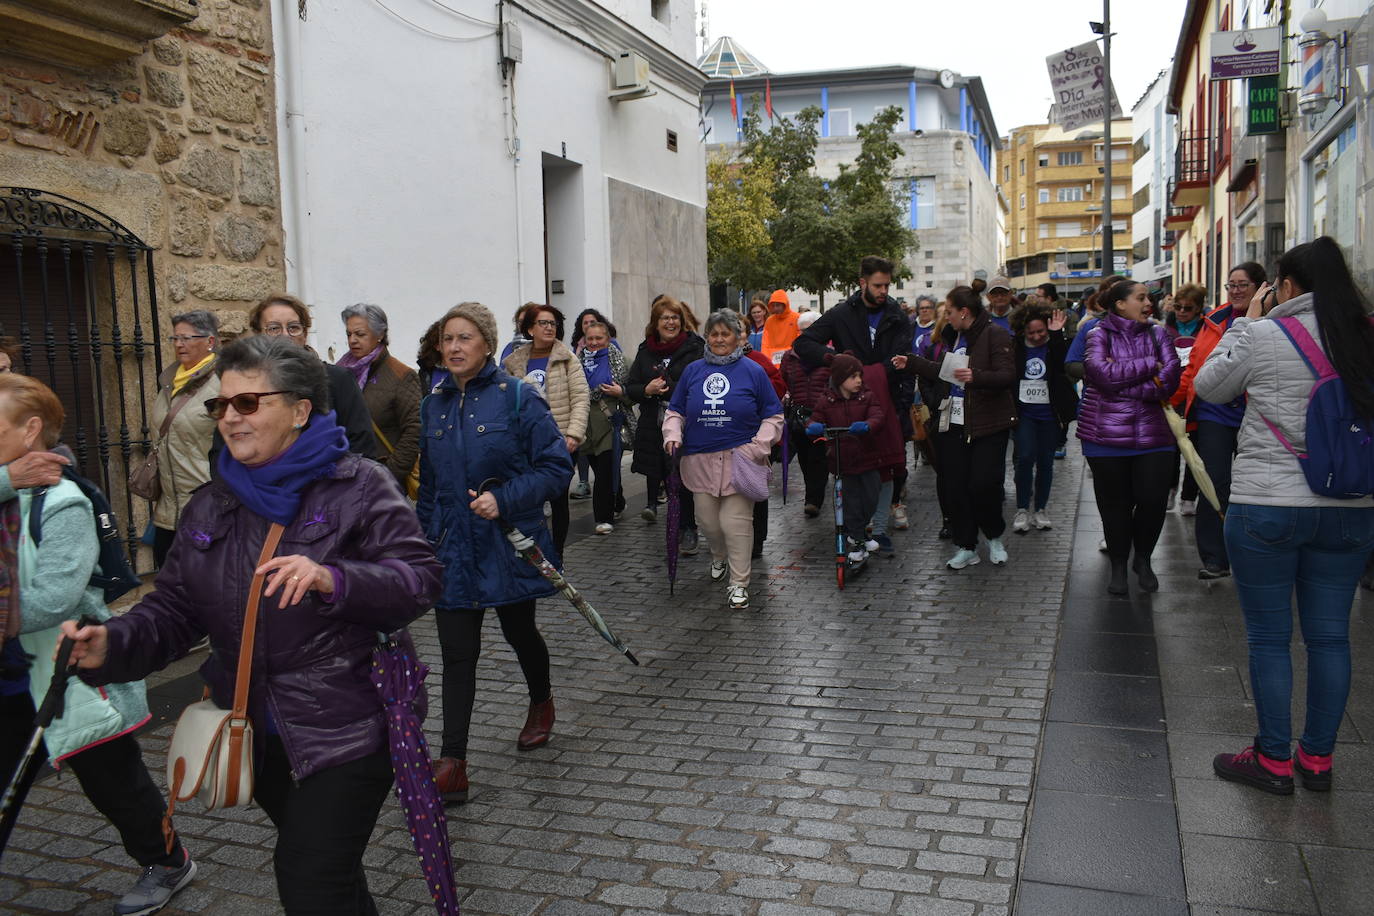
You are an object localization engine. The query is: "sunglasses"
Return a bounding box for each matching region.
[204,390,291,420]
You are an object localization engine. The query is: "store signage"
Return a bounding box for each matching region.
[1051,269,1133,280]
[1046,41,1123,131]
[1247,75,1280,135]
[1210,28,1282,80]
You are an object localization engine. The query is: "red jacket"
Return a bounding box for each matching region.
[811,386,885,475]
[1172,303,1236,420]
[747,350,787,398]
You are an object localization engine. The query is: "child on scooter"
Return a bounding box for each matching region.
[807,354,884,563]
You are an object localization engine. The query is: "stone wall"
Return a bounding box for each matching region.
[0,0,284,337]
[609,177,709,337]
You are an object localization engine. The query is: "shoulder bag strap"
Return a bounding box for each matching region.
[156,371,214,445]
[1272,316,1334,379]
[371,422,396,457]
[223,522,285,803]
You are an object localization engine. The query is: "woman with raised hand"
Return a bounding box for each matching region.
[1197,238,1374,795]
[63,336,441,914]
[1009,306,1076,534]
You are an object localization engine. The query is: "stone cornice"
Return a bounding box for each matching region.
[0,0,198,71]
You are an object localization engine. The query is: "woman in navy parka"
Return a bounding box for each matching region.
[418,302,573,805]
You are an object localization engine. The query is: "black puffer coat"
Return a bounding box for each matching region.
[625,332,705,478]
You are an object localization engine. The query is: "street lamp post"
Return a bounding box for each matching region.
[1092,2,1113,280]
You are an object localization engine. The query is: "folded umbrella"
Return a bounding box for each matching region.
[665,452,681,597]
[1164,405,1223,517]
[369,634,459,916]
[480,479,639,665]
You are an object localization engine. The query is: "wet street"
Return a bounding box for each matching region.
[4,450,1373,915]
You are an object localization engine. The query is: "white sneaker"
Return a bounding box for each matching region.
[1180,499,1197,516]
[1166,488,1177,510]
[710,560,728,581]
[847,549,869,563]
[863,538,880,553]
[891,504,910,530]
[1098,538,1108,553]
[1032,510,1052,530]
[594,522,613,535]
[947,548,980,570]
[726,585,749,609]
[988,538,1008,565]
[1012,509,1030,533]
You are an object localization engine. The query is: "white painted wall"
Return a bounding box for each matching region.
[275,0,705,366]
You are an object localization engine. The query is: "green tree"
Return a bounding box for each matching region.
[831,106,917,284]
[705,151,777,291]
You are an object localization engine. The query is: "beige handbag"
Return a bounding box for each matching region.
[161,523,284,850]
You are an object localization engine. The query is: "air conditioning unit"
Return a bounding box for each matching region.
[610,50,655,101]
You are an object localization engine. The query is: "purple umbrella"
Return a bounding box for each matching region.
[666,450,681,596]
[370,634,460,916]
[780,426,790,505]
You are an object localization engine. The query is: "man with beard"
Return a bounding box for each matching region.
[794,256,911,557]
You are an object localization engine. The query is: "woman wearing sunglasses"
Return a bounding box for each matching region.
[62,335,443,914]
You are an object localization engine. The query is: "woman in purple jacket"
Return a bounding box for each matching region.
[63,336,443,915]
[1078,280,1182,595]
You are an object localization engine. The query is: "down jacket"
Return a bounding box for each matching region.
[811,387,885,475]
[504,340,590,443]
[1194,292,1374,508]
[418,363,575,606]
[358,348,423,486]
[81,453,442,782]
[1077,311,1181,449]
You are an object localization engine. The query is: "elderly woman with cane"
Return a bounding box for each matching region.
[62,336,441,915]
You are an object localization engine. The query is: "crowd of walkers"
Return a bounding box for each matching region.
[0,239,1371,914]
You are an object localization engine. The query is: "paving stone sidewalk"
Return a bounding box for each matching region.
[3,452,1086,915]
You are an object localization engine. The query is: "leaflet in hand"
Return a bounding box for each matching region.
[939,353,969,384]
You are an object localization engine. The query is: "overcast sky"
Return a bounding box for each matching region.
[703,0,1191,135]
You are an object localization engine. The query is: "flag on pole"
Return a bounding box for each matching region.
[729,80,739,125]
[765,78,774,120]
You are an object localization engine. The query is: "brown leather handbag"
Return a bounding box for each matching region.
[128,376,211,502]
[161,523,284,847]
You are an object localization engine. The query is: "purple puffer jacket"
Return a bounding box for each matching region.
[1077,311,1182,449]
[81,454,442,781]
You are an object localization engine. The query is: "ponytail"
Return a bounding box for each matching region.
[1277,236,1374,418]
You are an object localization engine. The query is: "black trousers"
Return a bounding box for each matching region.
[790,424,830,509]
[753,497,768,554]
[254,735,393,916]
[435,600,550,760]
[1193,420,1238,569]
[549,492,570,557]
[1087,451,1176,562]
[937,429,1010,549]
[0,691,183,869]
[589,450,626,525]
[841,470,880,543]
[645,475,696,530]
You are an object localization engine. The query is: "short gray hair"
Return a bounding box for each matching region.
[171,310,219,339]
[704,309,745,339]
[215,335,331,414]
[340,303,388,343]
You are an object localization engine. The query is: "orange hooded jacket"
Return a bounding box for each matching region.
[760,289,799,362]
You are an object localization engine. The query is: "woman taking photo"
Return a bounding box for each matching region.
[64,336,442,914]
[579,319,632,534]
[626,296,705,540]
[1077,280,1181,595]
[1010,306,1076,533]
[420,302,573,804]
[149,309,220,565]
[503,304,589,557]
[0,375,196,916]
[1197,238,1374,795]
[663,309,783,610]
[337,303,422,491]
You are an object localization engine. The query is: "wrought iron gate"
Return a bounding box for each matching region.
[1,187,164,574]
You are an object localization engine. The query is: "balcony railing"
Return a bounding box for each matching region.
[1164,179,1200,227]
[1174,131,1212,186]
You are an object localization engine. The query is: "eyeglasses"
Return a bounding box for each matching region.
[262,323,306,338]
[1225,282,1254,291]
[532,319,557,329]
[204,391,290,420]
[167,334,209,343]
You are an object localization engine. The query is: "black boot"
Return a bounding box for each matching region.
[1107,559,1129,596]
[1133,555,1159,593]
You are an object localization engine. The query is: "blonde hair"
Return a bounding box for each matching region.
[0,373,64,448]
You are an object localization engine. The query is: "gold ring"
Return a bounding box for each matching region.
[289,575,301,582]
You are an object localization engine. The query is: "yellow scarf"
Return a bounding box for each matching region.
[172,354,215,396]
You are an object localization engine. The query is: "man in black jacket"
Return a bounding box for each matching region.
[794,256,911,555]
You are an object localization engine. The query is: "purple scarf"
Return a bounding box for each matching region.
[337,346,383,389]
[217,411,350,525]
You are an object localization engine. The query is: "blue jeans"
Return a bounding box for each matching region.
[1226,503,1374,758]
[1014,416,1058,510]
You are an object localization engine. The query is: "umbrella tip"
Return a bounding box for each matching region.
[626,651,641,666]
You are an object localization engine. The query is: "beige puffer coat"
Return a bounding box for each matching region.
[503,340,590,442]
[150,358,220,530]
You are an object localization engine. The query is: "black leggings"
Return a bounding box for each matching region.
[589,450,626,524]
[645,475,696,530]
[1087,451,1176,562]
[549,492,570,557]
[937,429,1010,549]
[435,601,551,759]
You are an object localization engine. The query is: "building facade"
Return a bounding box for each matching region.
[275,0,709,362]
[702,62,1001,308]
[0,0,285,564]
[997,120,1134,299]
[1131,71,1176,291]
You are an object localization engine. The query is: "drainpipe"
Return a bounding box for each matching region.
[272,0,312,307]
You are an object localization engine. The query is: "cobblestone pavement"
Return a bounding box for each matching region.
[2,448,1109,915]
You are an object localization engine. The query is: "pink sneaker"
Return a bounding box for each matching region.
[1296,746,1332,792]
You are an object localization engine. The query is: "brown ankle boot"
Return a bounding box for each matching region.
[432,757,469,804]
[517,697,555,750]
